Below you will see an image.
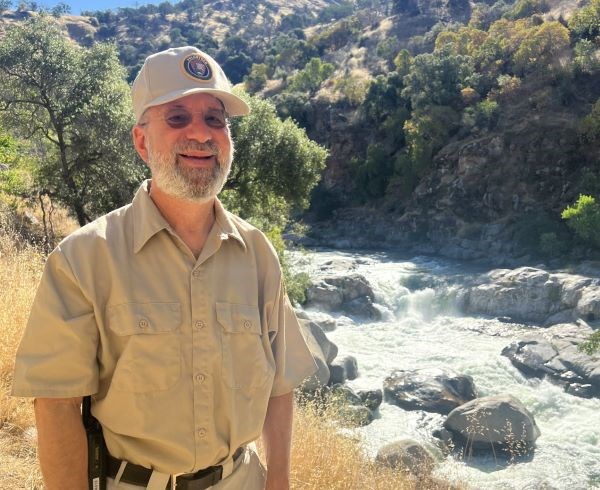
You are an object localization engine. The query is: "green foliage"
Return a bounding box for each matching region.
[264,227,310,305]
[51,2,71,17]
[402,47,479,109]
[267,34,317,73]
[334,74,370,106]
[400,106,461,188]
[351,145,395,200]
[0,130,34,197]
[244,63,268,93]
[0,15,145,225]
[513,211,571,255]
[288,58,335,95]
[376,36,400,64]
[568,0,600,40]
[512,22,570,76]
[504,0,548,20]
[579,99,600,144]
[579,330,600,355]
[224,90,328,229]
[562,195,600,248]
[573,40,600,75]
[393,49,412,77]
[312,17,361,53]
[474,98,499,129]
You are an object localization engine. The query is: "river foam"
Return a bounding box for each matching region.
[294,250,600,490]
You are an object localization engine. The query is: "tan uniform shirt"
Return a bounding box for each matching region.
[13,180,316,474]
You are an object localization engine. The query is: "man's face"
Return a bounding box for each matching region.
[133,93,234,203]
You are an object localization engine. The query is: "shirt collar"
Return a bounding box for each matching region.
[213,197,247,251]
[132,180,247,254]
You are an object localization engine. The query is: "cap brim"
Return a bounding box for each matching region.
[138,87,250,121]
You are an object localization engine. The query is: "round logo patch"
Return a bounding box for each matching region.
[183,54,212,81]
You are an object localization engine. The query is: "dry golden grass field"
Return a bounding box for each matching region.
[0,211,456,490]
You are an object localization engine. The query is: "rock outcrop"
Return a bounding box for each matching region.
[443,394,541,456]
[305,274,381,320]
[502,333,600,398]
[376,440,435,476]
[459,267,600,325]
[383,368,477,415]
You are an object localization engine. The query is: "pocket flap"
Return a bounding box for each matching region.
[107,302,181,336]
[216,303,262,335]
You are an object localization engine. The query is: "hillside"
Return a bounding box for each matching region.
[1,0,600,262]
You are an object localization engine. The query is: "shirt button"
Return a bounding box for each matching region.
[197,428,207,438]
[195,373,205,383]
[243,320,252,329]
[194,320,206,330]
[138,318,149,329]
[192,269,201,278]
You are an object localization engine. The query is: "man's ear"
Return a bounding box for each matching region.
[132,124,149,164]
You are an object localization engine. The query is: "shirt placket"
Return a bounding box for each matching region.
[190,260,213,456]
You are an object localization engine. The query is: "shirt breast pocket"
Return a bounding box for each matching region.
[107,302,181,393]
[216,302,273,390]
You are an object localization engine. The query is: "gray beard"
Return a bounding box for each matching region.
[147,139,233,203]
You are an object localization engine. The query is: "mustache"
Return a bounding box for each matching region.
[174,141,221,155]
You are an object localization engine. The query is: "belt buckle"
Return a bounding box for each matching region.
[175,465,223,490]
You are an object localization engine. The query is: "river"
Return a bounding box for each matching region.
[292,249,600,490]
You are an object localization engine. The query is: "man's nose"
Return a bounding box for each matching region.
[182,115,212,143]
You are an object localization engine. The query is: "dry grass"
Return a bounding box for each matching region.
[288,401,456,490]
[0,217,45,489]
[0,210,454,490]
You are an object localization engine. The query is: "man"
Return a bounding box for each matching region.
[12,46,317,490]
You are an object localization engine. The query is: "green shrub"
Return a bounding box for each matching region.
[561,195,600,248]
[505,0,548,19]
[579,330,600,354]
[265,227,310,305]
[513,211,569,254]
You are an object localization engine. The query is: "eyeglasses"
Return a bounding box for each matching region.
[142,107,229,130]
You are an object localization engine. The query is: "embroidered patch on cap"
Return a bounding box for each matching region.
[182,54,213,81]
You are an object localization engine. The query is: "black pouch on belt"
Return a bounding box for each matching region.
[83,395,107,490]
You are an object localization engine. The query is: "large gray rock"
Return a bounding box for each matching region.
[328,384,374,427]
[383,368,477,415]
[329,355,359,385]
[502,333,600,398]
[444,394,541,456]
[298,320,336,393]
[460,267,600,326]
[306,274,381,320]
[376,440,435,475]
[464,267,562,323]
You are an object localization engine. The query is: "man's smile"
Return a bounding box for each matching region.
[178,152,216,166]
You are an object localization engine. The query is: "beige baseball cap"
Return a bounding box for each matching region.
[131,46,250,122]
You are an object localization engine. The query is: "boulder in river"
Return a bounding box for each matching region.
[460,267,600,325]
[383,368,477,415]
[443,394,541,457]
[357,389,383,411]
[502,331,600,398]
[329,355,359,385]
[328,384,374,427]
[376,440,435,476]
[305,274,381,320]
[298,319,337,393]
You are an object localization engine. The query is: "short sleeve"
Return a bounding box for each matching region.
[12,248,99,398]
[267,279,317,397]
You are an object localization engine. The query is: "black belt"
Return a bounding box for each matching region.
[107,447,244,490]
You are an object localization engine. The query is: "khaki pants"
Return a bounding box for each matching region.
[107,446,266,490]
